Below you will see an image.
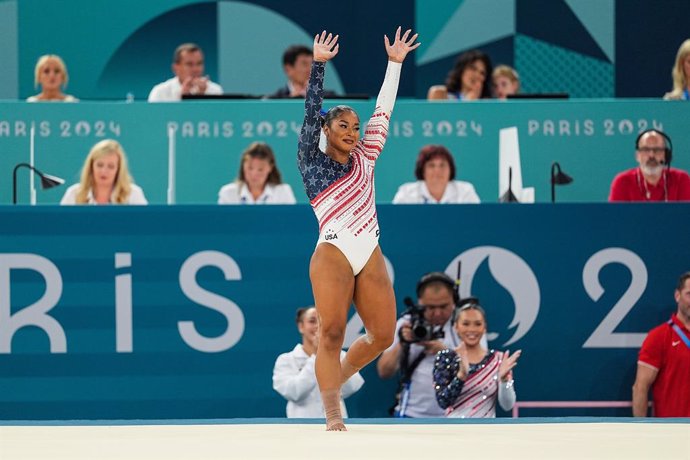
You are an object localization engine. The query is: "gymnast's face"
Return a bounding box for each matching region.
[455,308,486,348]
[298,308,319,348]
[324,111,360,155]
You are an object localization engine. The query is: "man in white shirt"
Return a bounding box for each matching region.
[148,43,223,102]
[377,272,462,417]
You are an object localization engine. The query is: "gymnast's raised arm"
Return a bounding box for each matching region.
[297,31,339,164]
[361,27,420,157]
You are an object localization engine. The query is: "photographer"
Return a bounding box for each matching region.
[376,272,461,417]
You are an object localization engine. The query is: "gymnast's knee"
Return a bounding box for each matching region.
[319,325,345,351]
[364,329,394,352]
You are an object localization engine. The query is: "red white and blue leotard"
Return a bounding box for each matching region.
[297,60,401,275]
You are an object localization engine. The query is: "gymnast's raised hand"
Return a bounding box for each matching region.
[313,31,339,63]
[384,26,420,63]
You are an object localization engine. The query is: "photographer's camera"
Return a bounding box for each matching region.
[401,297,445,344]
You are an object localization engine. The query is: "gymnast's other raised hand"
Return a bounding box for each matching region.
[385,26,420,63]
[313,30,339,63]
[454,342,470,381]
[498,349,522,382]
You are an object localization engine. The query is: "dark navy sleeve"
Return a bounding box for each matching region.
[433,348,465,410]
[297,61,325,173]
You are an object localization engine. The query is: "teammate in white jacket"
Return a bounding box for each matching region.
[272,307,364,418]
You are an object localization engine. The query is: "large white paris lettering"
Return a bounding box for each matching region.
[178,251,245,352]
[0,254,66,353]
[582,248,648,348]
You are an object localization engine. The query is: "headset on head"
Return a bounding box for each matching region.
[635,129,673,166]
[416,272,482,323]
[416,272,459,304]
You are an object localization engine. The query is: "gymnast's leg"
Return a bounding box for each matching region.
[310,242,355,431]
[341,246,396,383]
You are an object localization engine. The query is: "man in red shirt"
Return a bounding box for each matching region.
[632,272,690,417]
[609,129,690,202]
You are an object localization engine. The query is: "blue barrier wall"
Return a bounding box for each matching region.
[1,204,688,419]
[2,100,689,205]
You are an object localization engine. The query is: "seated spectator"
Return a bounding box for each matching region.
[427,50,493,101]
[433,302,521,418]
[272,306,364,418]
[663,39,690,100]
[609,129,690,201]
[218,141,296,204]
[148,43,223,102]
[492,65,520,99]
[60,139,147,205]
[267,44,337,99]
[393,144,480,203]
[27,55,78,102]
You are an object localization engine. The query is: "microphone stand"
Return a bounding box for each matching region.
[500,167,519,203]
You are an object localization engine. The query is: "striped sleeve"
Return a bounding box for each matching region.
[360,61,401,161]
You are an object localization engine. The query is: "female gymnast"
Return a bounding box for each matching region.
[297,28,419,430]
[433,303,521,418]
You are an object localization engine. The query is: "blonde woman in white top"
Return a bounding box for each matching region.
[492,65,520,100]
[27,55,78,102]
[218,142,296,204]
[663,39,690,101]
[60,139,147,205]
[393,144,480,204]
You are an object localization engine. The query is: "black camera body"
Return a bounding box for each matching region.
[401,297,445,344]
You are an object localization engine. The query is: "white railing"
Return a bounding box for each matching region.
[511,401,652,418]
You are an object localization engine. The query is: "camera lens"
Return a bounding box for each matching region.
[413,324,429,340]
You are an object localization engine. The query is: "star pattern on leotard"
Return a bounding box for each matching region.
[297,62,353,202]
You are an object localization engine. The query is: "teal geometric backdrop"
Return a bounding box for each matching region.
[0,0,17,100]
[416,0,615,98]
[515,35,614,98]
[0,0,685,98]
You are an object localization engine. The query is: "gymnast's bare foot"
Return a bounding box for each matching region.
[322,389,347,431]
[326,420,347,431]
